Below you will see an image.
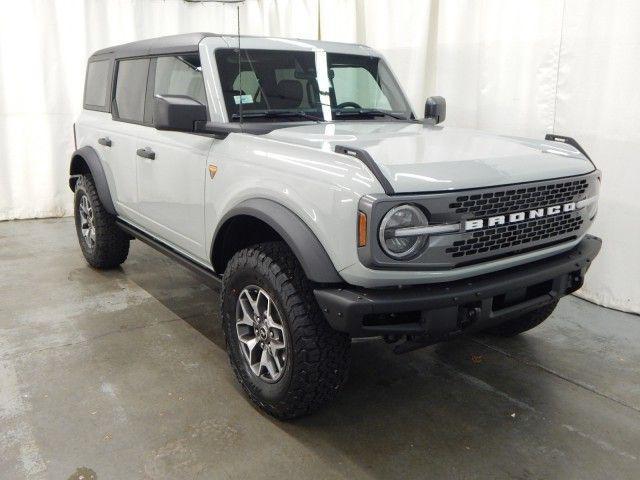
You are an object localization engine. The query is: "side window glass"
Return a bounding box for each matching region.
[275,68,312,108]
[331,66,392,110]
[154,55,207,106]
[84,60,110,108]
[114,58,149,122]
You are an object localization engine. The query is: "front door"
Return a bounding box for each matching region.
[134,54,213,261]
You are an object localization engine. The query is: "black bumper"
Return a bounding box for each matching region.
[314,235,601,339]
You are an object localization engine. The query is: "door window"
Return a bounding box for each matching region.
[331,66,392,110]
[154,55,207,106]
[114,58,150,123]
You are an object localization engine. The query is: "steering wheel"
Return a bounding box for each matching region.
[336,101,362,109]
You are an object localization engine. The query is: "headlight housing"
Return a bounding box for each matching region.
[378,204,428,259]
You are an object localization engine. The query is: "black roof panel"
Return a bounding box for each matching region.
[90,32,220,60]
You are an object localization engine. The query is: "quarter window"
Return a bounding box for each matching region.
[114,58,149,122]
[84,60,110,108]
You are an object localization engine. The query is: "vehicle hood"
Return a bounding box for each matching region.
[265,122,595,193]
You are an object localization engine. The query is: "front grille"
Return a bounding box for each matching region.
[448,178,588,218]
[441,175,595,261]
[446,212,584,258]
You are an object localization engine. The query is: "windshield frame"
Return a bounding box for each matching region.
[213,47,416,123]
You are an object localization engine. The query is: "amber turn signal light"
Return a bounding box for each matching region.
[358,211,367,247]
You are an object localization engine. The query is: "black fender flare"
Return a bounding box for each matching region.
[69,146,116,215]
[211,199,343,284]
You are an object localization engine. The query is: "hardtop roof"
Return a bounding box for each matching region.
[90,32,217,60]
[89,32,374,61]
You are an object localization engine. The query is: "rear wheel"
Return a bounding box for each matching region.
[483,300,559,337]
[221,241,350,419]
[74,174,130,269]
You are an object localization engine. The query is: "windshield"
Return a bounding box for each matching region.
[215,48,413,122]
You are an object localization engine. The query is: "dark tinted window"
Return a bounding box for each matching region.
[154,55,207,106]
[84,60,110,108]
[114,58,149,122]
[215,49,320,121]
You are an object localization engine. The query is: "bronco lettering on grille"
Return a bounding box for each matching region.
[464,202,576,231]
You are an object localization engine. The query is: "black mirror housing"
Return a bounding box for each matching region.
[153,94,207,132]
[424,96,446,124]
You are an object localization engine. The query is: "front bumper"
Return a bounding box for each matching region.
[314,235,601,339]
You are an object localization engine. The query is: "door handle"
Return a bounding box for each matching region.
[98,137,112,147]
[136,147,155,160]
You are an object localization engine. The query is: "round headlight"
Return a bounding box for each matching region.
[378,204,428,259]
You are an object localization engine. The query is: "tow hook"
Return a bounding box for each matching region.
[458,305,481,329]
[567,271,584,293]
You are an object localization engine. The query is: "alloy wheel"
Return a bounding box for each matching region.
[235,286,288,382]
[78,194,96,250]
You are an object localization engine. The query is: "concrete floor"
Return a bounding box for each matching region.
[1,218,639,480]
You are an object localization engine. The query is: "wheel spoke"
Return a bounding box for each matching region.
[272,349,284,371]
[270,337,285,350]
[261,348,278,379]
[242,336,258,353]
[257,289,270,317]
[237,296,254,325]
[247,297,260,319]
[239,337,259,365]
[78,195,96,249]
[259,348,269,375]
[265,300,283,328]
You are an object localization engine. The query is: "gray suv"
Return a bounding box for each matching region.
[70,33,601,418]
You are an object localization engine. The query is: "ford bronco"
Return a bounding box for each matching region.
[70,33,601,418]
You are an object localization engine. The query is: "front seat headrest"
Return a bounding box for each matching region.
[271,79,303,109]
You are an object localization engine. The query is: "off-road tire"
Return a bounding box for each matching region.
[74,174,130,269]
[221,241,351,419]
[483,300,559,337]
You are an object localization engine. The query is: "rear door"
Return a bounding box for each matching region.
[78,58,121,201]
[102,57,151,218]
[134,54,213,260]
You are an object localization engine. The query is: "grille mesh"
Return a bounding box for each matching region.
[444,177,590,259]
[448,179,588,218]
[446,213,584,258]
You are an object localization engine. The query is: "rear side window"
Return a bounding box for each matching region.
[114,58,150,123]
[84,60,110,109]
[154,55,207,106]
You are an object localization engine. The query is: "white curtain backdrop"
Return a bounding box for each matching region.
[0,0,638,314]
[0,0,318,221]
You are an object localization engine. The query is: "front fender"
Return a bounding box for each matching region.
[211,198,343,284]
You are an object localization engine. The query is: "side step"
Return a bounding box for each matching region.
[116,219,222,290]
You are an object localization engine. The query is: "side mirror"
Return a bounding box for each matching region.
[153,94,207,132]
[424,96,446,124]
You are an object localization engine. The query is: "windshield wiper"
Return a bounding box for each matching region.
[231,110,323,122]
[333,108,409,120]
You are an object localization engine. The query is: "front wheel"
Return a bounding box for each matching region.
[221,242,350,419]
